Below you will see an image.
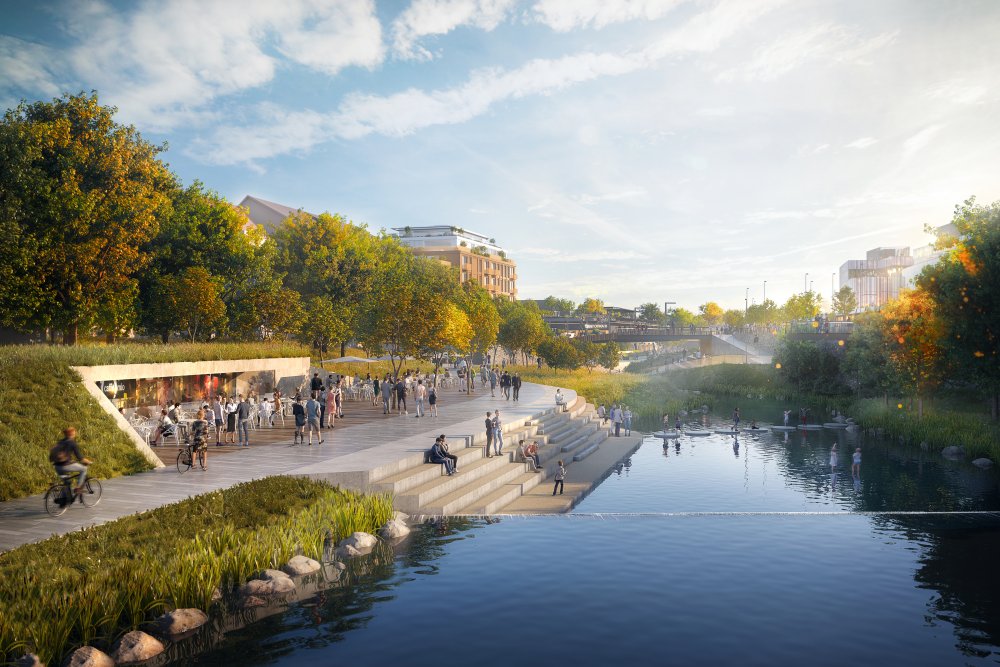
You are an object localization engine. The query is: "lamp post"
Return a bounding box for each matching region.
[804,272,809,293]
[763,280,767,304]
[831,272,836,313]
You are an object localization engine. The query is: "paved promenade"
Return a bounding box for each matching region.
[0,381,567,552]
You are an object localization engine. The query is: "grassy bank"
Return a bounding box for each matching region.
[0,477,393,665]
[0,342,311,501]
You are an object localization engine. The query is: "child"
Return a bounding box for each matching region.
[852,448,862,476]
[552,460,566,495]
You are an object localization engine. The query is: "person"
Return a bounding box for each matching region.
[783,409,791,427]
[429,438,455,475]
[438,435,459,473]
[662,413,670,433]
[212,396,224,444]
[555,388,566,411]
[852,448,862,476]
[334,380,344,418]
[675,416,682,431]
[237,395,252,447]
[395,377,407,415]
[489,368,497,397]
[749,419,759,429]
[501,371,511,400]
[292,398,306,445]
[382,378,392,415]
[50,427,91,492]
[521,439,541,469]
[258,396,272,429]
[612,405,623,437]
[310,372,323,393]
[318,385,328,428]
[598,404,606,423]
[552,460,566,495]
[512,373,522,401]
[414,379,427,418]
[224,398,238,444]
[428,385,438,417]
[305,392,323,445]
[623,406,633,436]
[372,376,381,406]
[830,444,838,471]
[732,407,741,432]
[485,411,495,457]
[493,410,504,456]
[325,385,337,429]
[190,409,209,469]
[153,409,175,447]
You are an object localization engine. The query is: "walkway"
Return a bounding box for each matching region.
[0,381,565,552]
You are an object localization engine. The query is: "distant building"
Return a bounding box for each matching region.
[392,226,517,300]
[839,247,914,312]
[901,223,958,286]
[239,195,314,234]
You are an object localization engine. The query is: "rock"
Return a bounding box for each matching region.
[156,608,209,637]
[282,555,321,576]
[241,595,266,609]
[334,544,362,560]
[111,631,164,664]
[330,561,347,571]
[379,519,410,540]
[941,446,966,459]
[239,569,296,597]
[256,568,291,582]
[972,458,994,469]
[393,511,409,522]
[339,532,378,551]
[14,654,43,667]
[211,587,223,602]
[65,647,114,667]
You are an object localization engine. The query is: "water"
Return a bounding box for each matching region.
[187,410,1000,666]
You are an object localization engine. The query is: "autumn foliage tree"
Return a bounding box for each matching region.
[0,92,173,342]
[881,288,946,418]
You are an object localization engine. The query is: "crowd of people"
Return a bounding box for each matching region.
[596,403,633,437]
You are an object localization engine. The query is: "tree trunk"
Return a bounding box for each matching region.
[160,330,169,344]
[63,323,78,345]
[340,341,347,357]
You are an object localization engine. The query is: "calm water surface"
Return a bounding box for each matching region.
[188,412,1000,666]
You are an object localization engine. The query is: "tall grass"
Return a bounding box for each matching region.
[2,341,310,367]
[0,477,393,666]
[851,400,1000,459]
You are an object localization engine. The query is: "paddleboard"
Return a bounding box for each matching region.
[799,424,823,431]
[653,431,681,439]
[823,423,849,429]
[686,430,712,436]
[713,429,741,435]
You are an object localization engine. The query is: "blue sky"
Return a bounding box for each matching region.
[3,0,1000,310]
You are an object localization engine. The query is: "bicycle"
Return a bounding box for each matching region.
[44,470,102,517]
[176,439,207,473]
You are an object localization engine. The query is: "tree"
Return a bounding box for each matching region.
[598,342,621,371]
[722,309,745,329]
[0,92,174,342]
[537,336,581,370]
[637,303,665,324]
[498,299,547,364]
[540,295,575,314]
[671,307,698,328]
[460,282,500,376]
[152,267,227,342]
[919,197,1000,419]
[832,285,858,317]
[775,339,847,396]
[299,296,350,356]
[841,312,894,400]
[572,339,599,371]
[273,211,381,355]
[782,291,822,321]
[229,284,304,341]
[881,288,946,418]
[698,302,724,326]
[577,298,606,316]
[746,298,779,326]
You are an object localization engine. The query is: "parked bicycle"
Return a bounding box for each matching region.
[44,470,102,517]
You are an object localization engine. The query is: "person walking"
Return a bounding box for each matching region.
[414,380,427,418]
[382,378,391,414]
[485,411,495,457]
[395,377,407,415]
[334,380,344,418]
[325,385,337,429]
[212,396,224,445]
[512,373,521,401]
[598,404,606,424]
[732,407,741,432]
[292,398,306,445]
[306,392,323,445]
[852,448,862,476]
[552,460,566,495]
[372,377,380,407]
[237,395,252,447]
[428,385,438,417]
[830,444,839,471]
[224,398,237,444]
[624,406,633,436]
[310,372,323,394]
[489,368,498,397]
[612,405,623,437]
[493,410,504,457]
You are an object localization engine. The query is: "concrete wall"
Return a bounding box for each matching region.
[73,357,310,469]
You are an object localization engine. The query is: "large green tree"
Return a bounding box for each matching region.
[540,295,575,314]
[782,291,822,321]
[0,92,174,342]
[832,285,858,317]
[637,302,665,324]
[537,335,581,370]
[497,299,547,364]
[919,197,1000,418]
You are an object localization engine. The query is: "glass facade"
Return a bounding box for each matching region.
[97,370,276,410]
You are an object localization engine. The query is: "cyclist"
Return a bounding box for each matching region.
[49,427,91,492]
[190,408,209,469]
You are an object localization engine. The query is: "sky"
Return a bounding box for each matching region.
[2,0,1000,311]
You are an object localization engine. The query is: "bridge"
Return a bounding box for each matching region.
[578,326,766,359]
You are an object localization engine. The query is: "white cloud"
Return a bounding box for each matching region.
[845,137,878,149]
[392,0,517,60]
[515,248,649,262]
[192,0,782,166]
[718,23,897,82]
[531,0,684,32]
[1,0,384,131]
[902,124,945,159]
[0,37,64,99]
[577,187,647,205]
[925,79,989,106]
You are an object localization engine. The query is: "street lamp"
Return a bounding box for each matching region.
[763,280,767,304]
[804,272,809,293]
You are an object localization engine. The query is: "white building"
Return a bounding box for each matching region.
[239,195,314,234]
[839,247,914,312]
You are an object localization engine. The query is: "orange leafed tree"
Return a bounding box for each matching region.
[880,288,945,418]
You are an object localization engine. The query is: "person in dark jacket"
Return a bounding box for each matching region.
[49,427,91,491]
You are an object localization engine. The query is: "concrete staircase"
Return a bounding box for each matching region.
[368,395,612,516]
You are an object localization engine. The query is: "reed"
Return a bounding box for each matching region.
[0,477,393,665]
